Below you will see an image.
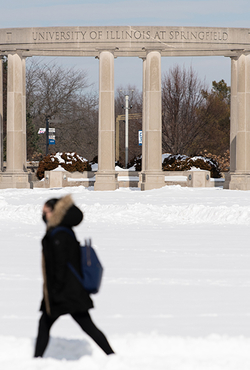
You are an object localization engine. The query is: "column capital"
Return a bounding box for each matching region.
[95,48,119,59]
[1,50,29,60]
[142,48,163,56]
[14,50,30,59]
[229,50,250,59]
[230,55,239,61]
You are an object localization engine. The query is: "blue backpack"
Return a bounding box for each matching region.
[50,226,103,294]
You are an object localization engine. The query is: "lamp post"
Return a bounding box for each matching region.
[45,116,49,155]
[121,90,133,168]
[124,94,129,168]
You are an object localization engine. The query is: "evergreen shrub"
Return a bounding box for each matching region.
[127,155,142,171]
[162,154,222,178]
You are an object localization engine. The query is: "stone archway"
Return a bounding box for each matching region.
[0,26,250,190]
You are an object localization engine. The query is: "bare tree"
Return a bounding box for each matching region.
[26,59,98,160]
[162,65,207,155]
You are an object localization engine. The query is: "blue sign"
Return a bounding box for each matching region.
[138,130,142,146]
[49,139,55,145]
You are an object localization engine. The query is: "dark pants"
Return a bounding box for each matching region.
[34,311,114,357]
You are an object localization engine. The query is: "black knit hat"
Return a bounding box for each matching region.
[44,198,59,211]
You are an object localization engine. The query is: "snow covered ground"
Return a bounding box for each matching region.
[0,185,250,369]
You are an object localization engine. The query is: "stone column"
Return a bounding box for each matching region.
[22,57,27,170]
[141,57,146,174]
[0,53,29,188]
[138,57,146,188]
[140,50,165,191]
[230,57,238,173]
[94,51,118,190]
[0,58,3,172]
[229,54,250,190]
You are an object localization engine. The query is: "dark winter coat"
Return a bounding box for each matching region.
[40,194,93,317]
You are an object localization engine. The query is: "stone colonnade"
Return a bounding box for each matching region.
[94,50,250,191]
[0,49,165,191]
[1,49,250,191]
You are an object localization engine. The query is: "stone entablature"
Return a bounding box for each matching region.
[0,26,249,57]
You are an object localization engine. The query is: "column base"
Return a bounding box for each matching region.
[138,172,143,189]
[94,171,119,191]
[0,172,30,189]
[140,171,165,191]
[186,170,210,187]
[229,172,250,190]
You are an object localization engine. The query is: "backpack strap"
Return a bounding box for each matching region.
[50,226,76,239]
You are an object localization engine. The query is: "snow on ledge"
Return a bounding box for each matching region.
[188,167,203,171]
[165,176,187,182]
[115,166,136,171]
[68,177,96,182]
[210,178,225,182]
[51,165,67,172]
[118,176,139,181]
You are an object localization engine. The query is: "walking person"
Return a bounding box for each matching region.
[34,194,114,357]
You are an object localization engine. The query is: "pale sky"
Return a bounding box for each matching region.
[1,0,250,91]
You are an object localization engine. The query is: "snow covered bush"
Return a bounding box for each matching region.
[121,154,221,178]
[127,155,142,171]
[199,150,230,172]
[36,152,91,180]
[162,154,222,178]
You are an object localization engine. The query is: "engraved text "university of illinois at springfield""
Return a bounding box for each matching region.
[32,29,229,42]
